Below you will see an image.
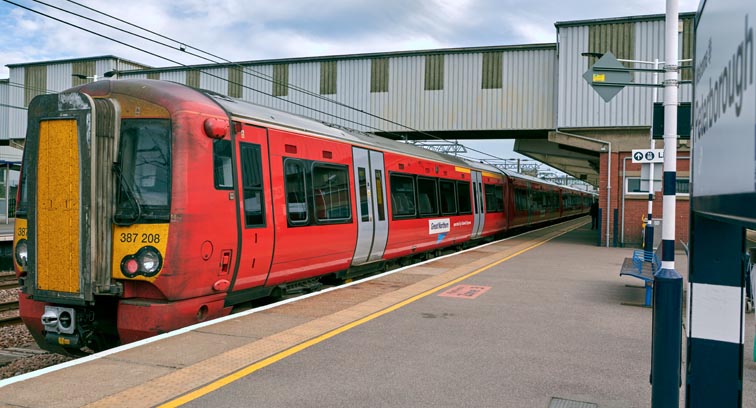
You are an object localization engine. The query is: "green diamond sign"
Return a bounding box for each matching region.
[582,52,633,102]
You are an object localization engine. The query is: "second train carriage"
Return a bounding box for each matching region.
[13,79,592,353]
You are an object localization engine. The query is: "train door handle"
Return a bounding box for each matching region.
[219,250,232,275]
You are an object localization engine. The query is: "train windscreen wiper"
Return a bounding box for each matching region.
[112,162,143,226]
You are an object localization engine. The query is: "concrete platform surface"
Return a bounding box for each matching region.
[0,217,753,408]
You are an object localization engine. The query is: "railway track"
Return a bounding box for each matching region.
[0,272,17,291]
[0,299,20,328]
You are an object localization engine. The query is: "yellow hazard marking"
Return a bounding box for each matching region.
[37,119,81,293]
[112,224,170,281]
[482,171,502,179]
[158,221,586,408]
[592,73,606,82]
[13,218,28,271]
[454,166,471,174]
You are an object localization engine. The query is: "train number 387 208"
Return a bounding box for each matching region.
[120,233,161,244]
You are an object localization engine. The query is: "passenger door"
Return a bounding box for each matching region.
[351,147,389,264]
[229,124,275,292]
[471,171,485,239]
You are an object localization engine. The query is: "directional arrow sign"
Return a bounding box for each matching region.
[582,52,633,102]
[631,149,664,163]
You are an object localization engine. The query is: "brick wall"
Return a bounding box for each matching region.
[597,151,690,248]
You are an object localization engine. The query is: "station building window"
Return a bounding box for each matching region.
[625,176,689,196]
[228,67,243,98]
[424,54,444,91]
[273,64,289,97]
[320,61,337,95]
[481,52,503,89]
[371,58,389,93]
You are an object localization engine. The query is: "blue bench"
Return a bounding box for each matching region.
[619,248,661,307]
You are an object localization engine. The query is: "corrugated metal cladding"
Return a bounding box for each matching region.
[154,48,556,133]
[8,69,26,140]
[0,81,8,140]
[557,17,693,128]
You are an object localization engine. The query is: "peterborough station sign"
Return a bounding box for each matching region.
[693,1,756,208]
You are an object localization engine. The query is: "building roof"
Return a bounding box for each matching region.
[555,11,696,28]
[6,55,151,69]
[117,43,556,74]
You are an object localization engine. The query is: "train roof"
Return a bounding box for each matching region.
[72,79,587,191]
[205,90,480,170]
[205,88,588,191]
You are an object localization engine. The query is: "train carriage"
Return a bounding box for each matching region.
[13,79,591,353]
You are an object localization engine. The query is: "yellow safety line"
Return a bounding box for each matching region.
[159,221,585,407]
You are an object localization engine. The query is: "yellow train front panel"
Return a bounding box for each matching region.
[36,119,81,293]
[112,224,169,282]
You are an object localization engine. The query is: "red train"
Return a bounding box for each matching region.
[13,79,593,353]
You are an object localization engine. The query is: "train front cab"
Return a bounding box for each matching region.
[13,82,240,352]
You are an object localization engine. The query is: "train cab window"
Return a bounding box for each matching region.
[484,184,504,213]
[213,139,233,190]
[374,170,386,221]
[417,177,439,216]
[116,119,171,222]
[390,174,416,218]
[16,154,29,217]
[284,159,308,225]
[358,168,369,222]
[456,181,472,214]
[312,163,351,223]
[240,143,265,227]
[439,180,456,215]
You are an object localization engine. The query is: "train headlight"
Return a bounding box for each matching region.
[137,246,162,275]
[15,239,28,266]
[120,246,163,278]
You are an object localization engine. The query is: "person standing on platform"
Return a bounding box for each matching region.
[590,200,599,230]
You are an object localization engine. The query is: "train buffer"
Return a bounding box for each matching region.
[619,247,661,307]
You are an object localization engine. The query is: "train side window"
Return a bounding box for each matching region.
[439,180,456,215]
[456,181,472,214]
[213,139,233,190]
[484,184,504,213]
[240,143,265,227]
[390,174,416,218]
[374,170,386,221]
[417,177,439,216]
[358,168,369,222]
[284,159,308,225]
[514,188,528,211]
[312,163,351,223]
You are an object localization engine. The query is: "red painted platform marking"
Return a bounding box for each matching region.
[438,284,491,299]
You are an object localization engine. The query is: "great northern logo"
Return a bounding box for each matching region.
[428,218,451,234]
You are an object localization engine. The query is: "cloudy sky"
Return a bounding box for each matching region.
[0,0,699,166]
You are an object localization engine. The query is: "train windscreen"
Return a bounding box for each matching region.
[115,119,171,223]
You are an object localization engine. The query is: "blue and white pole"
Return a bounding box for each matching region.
[644,59,660,257]
[650,0,683,407]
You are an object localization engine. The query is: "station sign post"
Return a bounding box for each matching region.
[687,0,756,406]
